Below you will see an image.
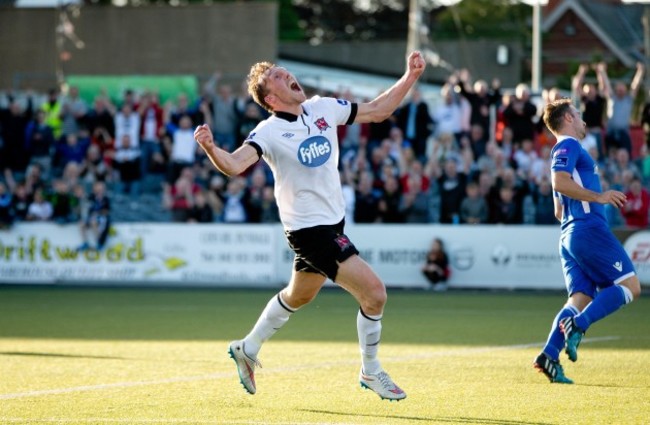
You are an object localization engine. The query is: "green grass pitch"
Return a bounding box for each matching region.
[0,286,649,424]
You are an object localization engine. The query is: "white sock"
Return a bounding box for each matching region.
[357,308,382,375]
[243,293,296,357]
[619,284,634,304]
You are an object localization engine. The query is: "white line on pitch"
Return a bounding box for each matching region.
[0,419,361,425]
[0,336,620,401]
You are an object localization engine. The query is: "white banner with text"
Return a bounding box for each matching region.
[1,223,648,288]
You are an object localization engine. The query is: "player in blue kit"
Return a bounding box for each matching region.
[533,98,641,384]
[194,52,427,400]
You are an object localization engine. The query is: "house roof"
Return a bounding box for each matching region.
[542,0,646,67]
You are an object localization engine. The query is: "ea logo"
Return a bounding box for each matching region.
[297,136,331,167]
[492,245,511,266]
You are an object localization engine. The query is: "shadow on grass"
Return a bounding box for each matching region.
[0,351,125,360]
[300,409,554,425]
[0,287,648,348]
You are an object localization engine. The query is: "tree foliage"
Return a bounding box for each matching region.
[79,0,533,44]
[431,0,531,41]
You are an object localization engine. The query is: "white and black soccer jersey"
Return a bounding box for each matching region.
[244,96,357,231]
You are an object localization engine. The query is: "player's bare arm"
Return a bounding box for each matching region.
[553,195,563,222]
[194,124,259,176]
[355,51,426,123]
[552,170,627,208]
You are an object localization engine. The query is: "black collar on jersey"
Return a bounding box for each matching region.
[273,103,358,125]
[273,110,309,122]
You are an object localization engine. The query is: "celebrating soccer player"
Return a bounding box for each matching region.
[194,51,427,400]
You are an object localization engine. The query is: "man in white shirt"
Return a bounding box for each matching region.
[194,51,426,401]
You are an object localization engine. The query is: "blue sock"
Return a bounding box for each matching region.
[542,305,579,360]
[574,285,629,332]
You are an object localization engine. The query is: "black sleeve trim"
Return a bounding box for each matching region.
[345,103,358,125]
[244,141,263,159]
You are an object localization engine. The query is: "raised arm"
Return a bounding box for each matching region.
[194,124,259,176]
[572,64,588,100]
[630,62,645,99]
[596,62,611,99]
[354,51,426,123]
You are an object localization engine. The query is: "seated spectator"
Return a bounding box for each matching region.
[601,177,625,228]
[512,138,538,180]
[460,181,488,224]
[245,167,270,223]
[205,174,226,221]
[78,181,111,251]
[525,176,556,225]
[9,182,31,222]
[20,163,47,195]
[377,174,404,223]
[490,167,529,223]
[26,188,53,222]
[259,186,280,223]
[56,133,90,170]
[399,173,432,223]
[605,147,641,184]
[399,158,430,194]
[529,145,551,184]
[621,177,649,229]
[434,158,468,224]
[49,178,76,224]
[163,167,201,222]
[79,143,111,189]
[421,237,450,291]
[354,171,380,223]
[222,176,250,223]
[0,182,14,228]
[635,143,650,186]
[187,190,214,223]
[490,186,521,224]
[89,126,115,166]
[113,134,142,196]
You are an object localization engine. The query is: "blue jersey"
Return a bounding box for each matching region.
[550,136,607,232]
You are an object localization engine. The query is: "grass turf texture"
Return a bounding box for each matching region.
[0,287,649,425]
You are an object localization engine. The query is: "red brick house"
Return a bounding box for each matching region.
[542,0,646,84]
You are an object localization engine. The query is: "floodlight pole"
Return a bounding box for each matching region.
[531,0,542,93]
[622,1,650,86]
[407,0,422,55]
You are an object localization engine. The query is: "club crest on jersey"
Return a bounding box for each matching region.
[314,117,331,133]
[297,135,331,167]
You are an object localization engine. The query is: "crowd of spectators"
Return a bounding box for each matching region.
[1,64,649,233]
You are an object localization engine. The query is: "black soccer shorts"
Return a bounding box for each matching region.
[284,218,359,281]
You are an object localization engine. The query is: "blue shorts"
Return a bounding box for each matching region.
[560,226,636,298]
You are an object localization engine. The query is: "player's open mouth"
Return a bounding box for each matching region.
[290,82,302,92]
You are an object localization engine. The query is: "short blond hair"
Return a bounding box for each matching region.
[247,61,275,113]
